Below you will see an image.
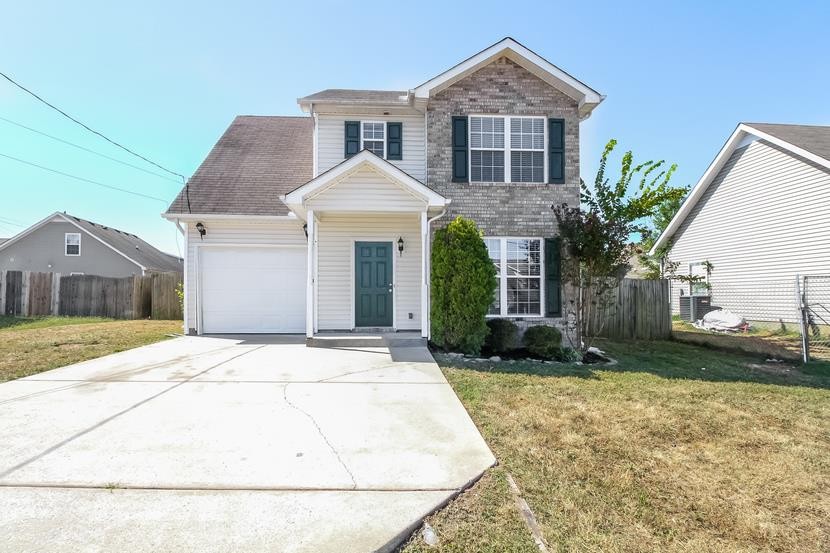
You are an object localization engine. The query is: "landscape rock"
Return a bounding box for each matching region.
[489,356,501,362]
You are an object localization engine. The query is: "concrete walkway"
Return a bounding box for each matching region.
[0,336,495,552]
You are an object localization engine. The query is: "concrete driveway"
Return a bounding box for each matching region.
[0,336,495,553]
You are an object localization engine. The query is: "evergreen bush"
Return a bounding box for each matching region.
[431,216,498,355]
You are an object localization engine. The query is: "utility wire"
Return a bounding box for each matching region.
[0,70,186,182]
[0,215,27,227]
[0,152,169,204]
[0,115,181,184]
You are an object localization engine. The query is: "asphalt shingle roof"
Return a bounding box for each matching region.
[166,116,313,216]
[744,122,830,163]
[64,214,183,273]
[298,89,410,105]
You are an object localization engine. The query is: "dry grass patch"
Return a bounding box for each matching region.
[400,468,537,553]
[424,341,829,552]
[0,317,182,381]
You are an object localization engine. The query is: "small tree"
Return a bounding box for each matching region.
[553,139,686,358]
[637,189,688,279]
[431,216,498,355]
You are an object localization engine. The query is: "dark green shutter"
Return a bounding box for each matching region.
[344,121,360,157]
[451,116,468,182]
[387,122,402,160]
[545,237,562,317]
[548,118,565,183]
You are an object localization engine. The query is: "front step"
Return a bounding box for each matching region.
[307,332,426,349]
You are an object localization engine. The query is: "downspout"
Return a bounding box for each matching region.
[424,207,448,340]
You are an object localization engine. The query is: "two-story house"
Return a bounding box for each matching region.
[164,38,604,337]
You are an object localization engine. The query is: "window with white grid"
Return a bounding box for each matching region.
[470,116,505,182]
[484,238,502,315]
[469,116,546,183]
[361,122,385,157]
[510,117,545,183]
[486,238,543,317]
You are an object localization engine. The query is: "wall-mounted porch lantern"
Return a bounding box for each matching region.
[303,223,308,239]
[195,222,206,239]
[397,236,404,256]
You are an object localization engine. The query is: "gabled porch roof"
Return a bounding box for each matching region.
[281,150,449,220]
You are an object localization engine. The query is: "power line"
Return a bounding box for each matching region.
[0,115,181,184]
[0,152,169,204]
[0,215,27,227]
[0,70,186,182]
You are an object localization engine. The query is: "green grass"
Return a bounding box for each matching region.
[402,340,830,552]
[0,317,183,381]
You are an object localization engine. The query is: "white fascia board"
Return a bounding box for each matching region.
[282,150,449,208]
[413,38,604,110]
[741,123,830,171]
[161,213,299,222]
[650,123,830,255]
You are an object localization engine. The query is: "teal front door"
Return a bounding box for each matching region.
[355,242,393,327]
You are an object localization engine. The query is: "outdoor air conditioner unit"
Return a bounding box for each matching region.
[679,295,714,322]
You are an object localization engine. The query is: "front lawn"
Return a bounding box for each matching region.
[403,340,830,552]
[0,317,183,382]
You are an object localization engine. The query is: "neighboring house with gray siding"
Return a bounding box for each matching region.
[651,123,830,324]
[0,212,182,277]
[163,37,604,337]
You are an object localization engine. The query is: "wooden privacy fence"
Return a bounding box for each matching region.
[0,270,182,320]
[585,278,671,340]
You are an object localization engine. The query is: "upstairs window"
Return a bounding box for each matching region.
[510,118,545,183]
[470,116,505,182]
[361,122,385,158]
[65,233,81,256]
[469,116,546,183]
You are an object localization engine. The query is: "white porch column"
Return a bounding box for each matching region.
[306,209,315,338]
[420,211,429,338]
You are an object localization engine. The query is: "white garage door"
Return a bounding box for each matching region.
[200,246,306,333]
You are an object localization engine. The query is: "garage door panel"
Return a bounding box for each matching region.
[200,247,306,334]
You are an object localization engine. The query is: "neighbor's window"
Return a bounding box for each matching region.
[470,116,546,183]
[487,238,542,316]
[65,233,81,256]
[361,122,385,157]
[689,262,709,296]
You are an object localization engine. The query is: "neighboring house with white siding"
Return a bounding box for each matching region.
[0,211,182,277]
[163,37,605,337]
[650,122,830,325]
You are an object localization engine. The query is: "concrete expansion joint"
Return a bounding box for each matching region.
[282,383,358,490]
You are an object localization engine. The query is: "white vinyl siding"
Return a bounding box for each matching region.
[185,219,306,333]
[667,139,830,323]
[305,167,427,212]
[317,114,426,180]
[316,213,421,331]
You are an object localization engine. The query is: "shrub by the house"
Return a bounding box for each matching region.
[484,318,519,353]
[431,216,498,355]
[523,325,563,360]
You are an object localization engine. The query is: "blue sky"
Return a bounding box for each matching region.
[1,0,828,255]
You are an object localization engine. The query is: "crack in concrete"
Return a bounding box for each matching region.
[282,383,358,490]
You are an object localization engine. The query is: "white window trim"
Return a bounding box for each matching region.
[485,236,545,318]
[469,115,547,184]
[65,232,81,256]
[360,121,386,159]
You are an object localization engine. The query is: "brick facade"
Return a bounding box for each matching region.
[426,57,581,236]
[426,57,581,328]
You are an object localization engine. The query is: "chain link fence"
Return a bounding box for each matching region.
[670,275,830,362]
